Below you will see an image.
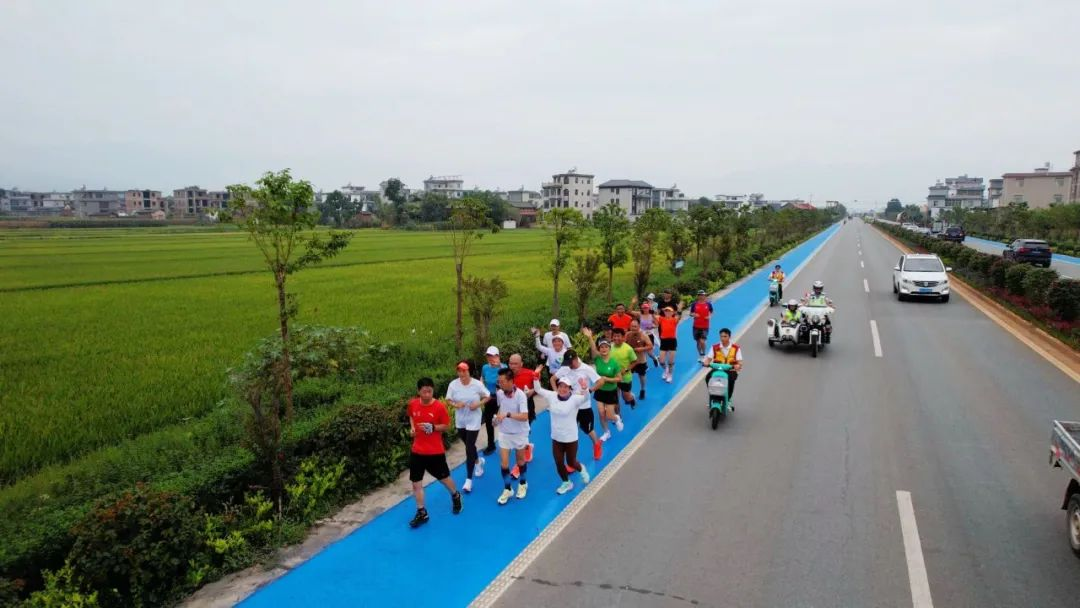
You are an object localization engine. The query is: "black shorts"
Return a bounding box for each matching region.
[632,363,648,376]
[660,337,677,351]
[576,408,595,434]
[409,452,450,482]
[693,328,709,341]
[595,389,619,405]
[526,394,536,423]
[617,381,633,392]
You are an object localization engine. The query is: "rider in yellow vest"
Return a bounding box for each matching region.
[769,265,785,300]
[703,327,743,406]
[781,299,800,325]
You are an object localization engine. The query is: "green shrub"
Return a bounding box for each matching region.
[1048,279,1080,321]
[969,252,996,281]
[300,403,410,494]
[989,258,1014,288]
[1004,263,1032,295]
[284,457,345,524]
[25,562,99,608]
[67,485,204,607]
[954,247,975,269]
[1022,268,1059,306]
[0,577,23,606]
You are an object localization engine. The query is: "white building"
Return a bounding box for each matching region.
[542,169,596,217]
[715,194,748,210]
[423,175,465,199]
[926,175,986,218]
[598,179,654,218]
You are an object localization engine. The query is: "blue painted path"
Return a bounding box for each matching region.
[967,236,1080,266]
[240,223,841,608]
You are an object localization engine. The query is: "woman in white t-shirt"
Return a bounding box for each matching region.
[532,376,592,495]
[446,361,490,493]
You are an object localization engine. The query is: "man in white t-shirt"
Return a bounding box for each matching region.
[552,349,605,461]
[445,361,490,494]
[494,368,531,505]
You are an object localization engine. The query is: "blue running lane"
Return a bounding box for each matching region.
[240,223,841,608]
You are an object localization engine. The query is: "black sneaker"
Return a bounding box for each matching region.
[451,492,463,515]
[638,389,645,400]
[628,399,636,410]
[409,509,429,528]
[482,445,496,456]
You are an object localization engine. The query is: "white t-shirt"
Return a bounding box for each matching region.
[535,336,567,374]
[496,388,530,435]
[554,363,602,410]
[542,331,573,351]
[447,378,490,431]
[533,384,588,443]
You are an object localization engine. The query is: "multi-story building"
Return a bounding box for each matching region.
[926,175,985,218]
[124,190,165,214]
[378,180,413,202]
[0,189,43,213]
[541,169,595,217]
[652,185,677,210]
[1000,166,1072,209]
[663,193,694,213]
[1071,150,1080,203]
[172,186,231,217]
[503,188,543,209]
[715,194,747,210]
[598,179,654,218]
[987,178,1004,208]
[72,188,126,217]
[423,175,465,199]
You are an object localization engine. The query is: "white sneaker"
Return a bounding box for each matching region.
[474,457,485,478]
[579,465,590,484]
[556,481,574,495]
[599,431,611,442]
[462,478,473,493]
[615,416,624,432]
[497,488,513,505]
[516,483,528,499]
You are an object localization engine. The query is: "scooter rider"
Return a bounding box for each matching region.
[702,327,743,407]
[769,265,785,300]
[774,299,800,338]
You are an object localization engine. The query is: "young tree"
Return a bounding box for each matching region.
[568,250,602,328]
[541,208,586,317]
[592,202,630,304]
[225,169,352,423]
[686,204,716,264]
[463,275,509,354]
[666,212,694,276]
[418,192,451,222]
[631,208,670,297]
[448,197,492,354]
[317,190,359,227]
[383,178,408,225]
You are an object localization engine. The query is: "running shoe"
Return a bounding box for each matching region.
[511,464,520,478]
[462,478,473,493]
[638,389,645,400]
[615,416,624,432]
[409,508,429,528]
[497,488,513,505]
[556,481,574,495]
[516,482,528,499]
[524,443,534,463]
[628,399,636,410]
[482,444,496,456]
[593,441,603,460]
[599,431,611,442]
[579,465,591,484]
[451,492,463,514]
[474,457,485,478]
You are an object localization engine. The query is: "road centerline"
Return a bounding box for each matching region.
[863,278,870,293]
[870,320,883,357]
[896,491,934,608]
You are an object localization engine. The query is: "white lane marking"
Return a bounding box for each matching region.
[470,227,843,607]
[859,250,863,256]
[896,491,934,608]
[863,278,870,293]
[860,260,865,269]
[870,319,883,357]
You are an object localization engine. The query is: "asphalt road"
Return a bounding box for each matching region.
[494,219,1080,608]
[963,237,1080,279]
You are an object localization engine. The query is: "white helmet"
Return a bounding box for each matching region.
[812,280,824,294]
[787,299,799,308]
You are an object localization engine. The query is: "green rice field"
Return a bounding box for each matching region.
[0,227,677,484]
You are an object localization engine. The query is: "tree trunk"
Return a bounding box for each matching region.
[455,262,464,355]
[275,270,294,422]
[607,265,614,304]
[552,243,561,317]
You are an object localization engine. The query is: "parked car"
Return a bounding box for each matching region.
[893,253,951,302]
[1003,239,1052,268]
[940,226,965,242]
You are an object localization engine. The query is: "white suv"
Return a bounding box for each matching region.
[892,254,951,302]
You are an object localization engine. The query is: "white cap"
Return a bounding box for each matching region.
[549,319,560,326]
[647,293,656,300]
[485,346,500,356]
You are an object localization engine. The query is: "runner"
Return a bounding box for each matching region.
[445,361,490,494]
[480,346,506,455]
[507,353,542,473]
[607,303,633,332]
[657,305,679,383]
[634,297,661,367]
[532,327,568,375]
[532,376,592,494]
[542,319,572,351]
[625,319,654,400]
[689,289,714,359]
[580,328,623,440]
[406,377,463,528]
[552,348,605,460]
[608,328,638,409]
[656,288,683,317]
[494,368,531,505]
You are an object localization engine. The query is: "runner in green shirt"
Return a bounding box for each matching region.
[582,327,625,441]
[608,328,638,411]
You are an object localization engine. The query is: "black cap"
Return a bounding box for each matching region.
[563,348,579,361]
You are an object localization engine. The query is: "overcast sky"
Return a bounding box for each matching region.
[2,0,1078,210]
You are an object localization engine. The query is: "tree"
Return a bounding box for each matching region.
[666,212,694,276]
[448,198,492,354]
[568,251,602,328]
[687,204,717,264]
[542,208,586,317]
[463,275,509,354]
[901,204,925,224]
[467,190,512,225]
[631,208,670,297]
[592,202,630,304]
[383,178,407,225]
[317,190,359,227]
[885,198,903,220]
[418,192,450,222]
[697,196,712,205]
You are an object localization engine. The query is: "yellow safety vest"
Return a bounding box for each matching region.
[711,342,740,364]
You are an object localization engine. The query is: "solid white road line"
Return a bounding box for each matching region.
[870,319,883,357]
[863,278,870,293]
[470,227,843,607]
[860,260,865,269]
[896,491,934,608]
